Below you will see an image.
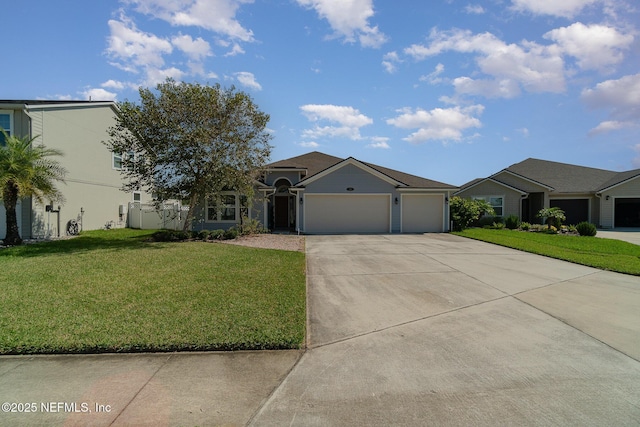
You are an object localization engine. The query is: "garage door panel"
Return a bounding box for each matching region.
[615,198,640,227]
[402,195,443,233]
[305,195,390,233]
[550,199,589,225]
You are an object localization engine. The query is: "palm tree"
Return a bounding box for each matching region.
[0,130,66,245]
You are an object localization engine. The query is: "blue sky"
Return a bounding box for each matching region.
[3,0,639,186]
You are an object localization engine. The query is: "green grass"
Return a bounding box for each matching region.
[0,229,306,354]
[454,228,640,275]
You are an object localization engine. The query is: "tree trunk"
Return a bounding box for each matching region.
[2,181,22,246]
[182,192,199,232]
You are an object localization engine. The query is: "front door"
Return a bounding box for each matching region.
[275,196,290,228]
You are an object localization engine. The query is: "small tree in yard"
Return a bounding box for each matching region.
[106,79,273,231]
[450,197,495,231]
[537,207,566,230]
[0,131,66,245]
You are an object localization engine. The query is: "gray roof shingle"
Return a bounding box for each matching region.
[266,151,457,189]
[502,158,619,193]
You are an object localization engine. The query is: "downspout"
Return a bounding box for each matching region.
[521,194,529,222]
[595,193,602,228]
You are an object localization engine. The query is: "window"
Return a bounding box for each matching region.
[206,193,238,222]
[112,152,123,169]
[112,151,135,170]
[474,196,504,216]
[0,112,12,146]
[133,192,142,202]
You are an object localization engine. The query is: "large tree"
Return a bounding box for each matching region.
[0,131,66,245]
[106,79,273,230]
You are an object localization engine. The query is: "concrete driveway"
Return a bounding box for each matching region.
[251,234,640,426]
[597,228,640,245]
[2,234,639,426]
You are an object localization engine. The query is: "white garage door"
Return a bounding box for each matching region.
[304,194,390,233]
[401,194,443,233]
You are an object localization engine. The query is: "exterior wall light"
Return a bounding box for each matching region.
[300,197,303,205]
[606,195,610,201]
[394,197,399,205]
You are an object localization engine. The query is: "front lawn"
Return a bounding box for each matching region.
[454,228,640,275]
[0,229,306,354]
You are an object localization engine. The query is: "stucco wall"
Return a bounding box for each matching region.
[24,104,147,236]
[456,180,523,217]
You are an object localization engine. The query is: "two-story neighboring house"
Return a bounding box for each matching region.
[195,151,458,234]
[0,100,147,240]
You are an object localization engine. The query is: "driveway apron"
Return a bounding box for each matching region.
[251,234,640,426]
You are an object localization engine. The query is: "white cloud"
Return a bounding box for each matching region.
[101,79,127,90]
[126,0,255,42]
[510,0,599,18]
[107,17,173,70]
[171,33,212,60]
[589,120,636,136]
[224,43,245,57]
[583,73,640,134]
[295,0,387,48]
[419,63,446,84]
[145,67,186,87]
[299,141,320,148]
[404,28,566,97]
[464,4,485,14]
[367,137,390,149]
[453,77,521,98]
[234,71,262,90]
[81,88,118,101]
[382,51,401,73]
[300,104,373,140]
[544,23,633,73]
[386,104,484,144]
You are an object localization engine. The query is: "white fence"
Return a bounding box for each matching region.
[128,202,189,230]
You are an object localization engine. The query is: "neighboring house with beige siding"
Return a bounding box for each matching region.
[0,100,149,240]
[457,158,640,228]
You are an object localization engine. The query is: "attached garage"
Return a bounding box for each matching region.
[615,198,640,227]
[401,194,444,233]
[304,194,391,233]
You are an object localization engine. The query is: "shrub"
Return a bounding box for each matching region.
[520,222,531,231]
[209,229,225,240]
[197,230,210,240]
[477,216,503,227]
[492,222,505,230]
[529,224,544,232]
[576,221,597,237]
[151,230,190,242]
[450,197,495,231]
[545,225,558,234]
[537,207,566,229]
[505,215,520,230]
[223,227,239,240]
[237,217,267,235]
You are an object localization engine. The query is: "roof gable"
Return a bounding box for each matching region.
[266,151,457,189]
[598,169,640,192]
[296,157,405,187]
[455,177,527,195]
[504,158,618,193]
